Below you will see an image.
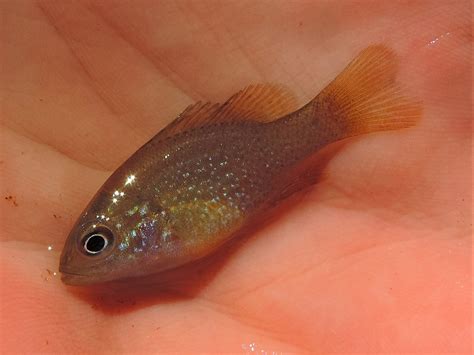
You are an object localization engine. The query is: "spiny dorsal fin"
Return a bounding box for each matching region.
[157,84,298,139]
[159,101,221,138]
[210,84,298,123]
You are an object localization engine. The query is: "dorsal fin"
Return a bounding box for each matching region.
[159,101,220,137]
[157,84,298,139]
[210,84,299,123]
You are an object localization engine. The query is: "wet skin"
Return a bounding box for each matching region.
[0,0,471,353]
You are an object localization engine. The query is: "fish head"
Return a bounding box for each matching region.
[60,172,174,285]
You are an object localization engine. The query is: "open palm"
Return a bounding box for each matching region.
[1,1,471,353]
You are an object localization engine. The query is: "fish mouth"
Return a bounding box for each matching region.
[58,265,84,277]
[59,269,83,276]
[60,270,91,286]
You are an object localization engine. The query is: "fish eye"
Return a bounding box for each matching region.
[82,229,113,255]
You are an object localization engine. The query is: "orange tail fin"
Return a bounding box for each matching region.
[313,45,422,138]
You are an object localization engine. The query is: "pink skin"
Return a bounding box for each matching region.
[0,0,471,353]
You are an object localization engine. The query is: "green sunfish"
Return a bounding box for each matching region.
[60,45,421,285]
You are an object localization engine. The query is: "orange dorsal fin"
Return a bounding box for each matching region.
[159,101,221,137]
[210,84,298,123]
[157,84,298,139]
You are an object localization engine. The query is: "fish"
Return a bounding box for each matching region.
[59,45,421,285]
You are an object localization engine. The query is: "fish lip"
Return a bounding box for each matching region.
[58,264,84,276]
[60,271,91,286]
[60,270,85,276]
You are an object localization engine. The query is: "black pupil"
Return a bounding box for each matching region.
[85,234,106,253]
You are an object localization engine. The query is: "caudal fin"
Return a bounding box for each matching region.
[313,45,421,138]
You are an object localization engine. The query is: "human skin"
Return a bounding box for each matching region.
[0,0,471,353]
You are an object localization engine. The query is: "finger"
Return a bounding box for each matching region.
[2,0,190,170]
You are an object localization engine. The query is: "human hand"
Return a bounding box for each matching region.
[1,1,471,353]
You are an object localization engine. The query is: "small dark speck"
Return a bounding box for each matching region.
[53,214,61,219]
[39,98,44,102]
[20,151,25,155]
[298,21,303,27]
[46,340,49,345]
[156,327,161,331]
[46,269,53,276]
[5,195,18,207]
[131,324,135,328]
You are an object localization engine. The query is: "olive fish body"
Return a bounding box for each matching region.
[60,45,421,285]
